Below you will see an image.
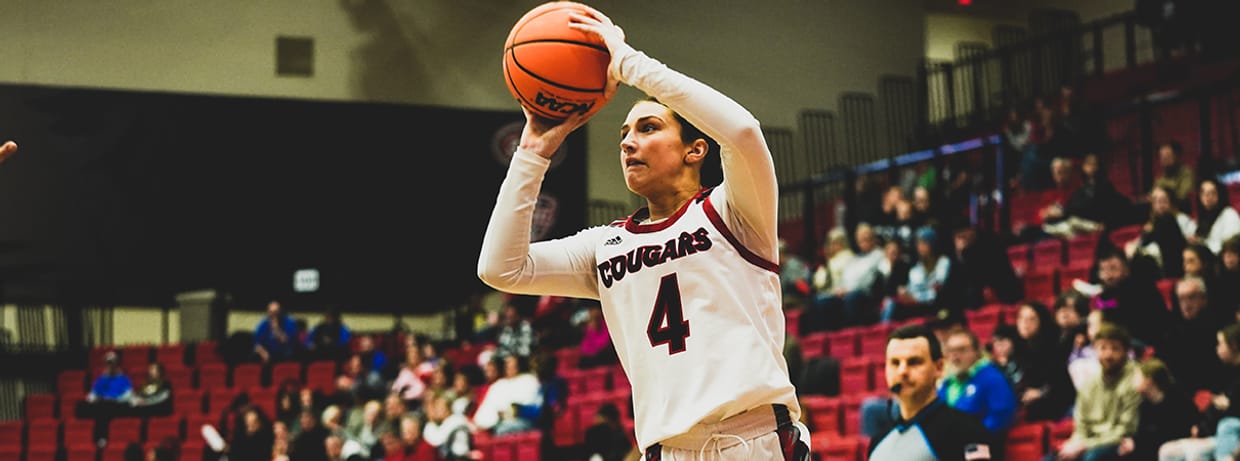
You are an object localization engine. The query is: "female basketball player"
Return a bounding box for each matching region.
[477,6,809,461]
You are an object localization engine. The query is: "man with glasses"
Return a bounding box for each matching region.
[938,328,1019,436]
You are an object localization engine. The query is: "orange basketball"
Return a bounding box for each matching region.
[503,1,611,121]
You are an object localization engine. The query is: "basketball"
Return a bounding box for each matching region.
[503,1,611,121]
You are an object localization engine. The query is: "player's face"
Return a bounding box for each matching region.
[620,101,693,198]
[885,338,943,401]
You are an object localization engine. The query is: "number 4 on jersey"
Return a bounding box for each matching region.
[647,273,690,354]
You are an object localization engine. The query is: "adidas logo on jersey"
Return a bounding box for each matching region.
[604,236,623,246]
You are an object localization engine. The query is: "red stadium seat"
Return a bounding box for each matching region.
[270,361,303,389]
[108,417,143,446]
[304,360,338,394]
[231,363,263,389]
[858,323,893,357]
[145,415,183,444]
[813,434,865,461]
[24,392,56,420]
[0,421,23,459]
[58,368,89,395]
[155,343,188,369]
[196,362,228,390]
[1032,238,1065,267]
[1004,422,1049,461]
[1007,243,1031,277]
[164,365,195,389]
[26,418,61,447]
[193,340,223,365]
[800,395,842,436]
[206,387,240,416]
[64,418,95,443]
[64,443,97,461]
[826,328,859,359]
[801,331,830,361]
[174,388,206,416]
[840,356,874,395]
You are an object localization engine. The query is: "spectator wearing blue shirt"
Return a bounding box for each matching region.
[77,350,135,427]
[939,328,1019,435]
[255,300,300,364]
[306,307,351,361]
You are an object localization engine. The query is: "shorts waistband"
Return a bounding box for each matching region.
[654,404,791,451]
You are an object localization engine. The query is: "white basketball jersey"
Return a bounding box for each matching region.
[595,188,798,450]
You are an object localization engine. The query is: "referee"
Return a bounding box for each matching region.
[868,324,995,461]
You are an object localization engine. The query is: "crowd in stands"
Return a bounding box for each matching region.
[776,75,1240,459]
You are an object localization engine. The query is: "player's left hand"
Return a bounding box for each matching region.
[0,141,16,165]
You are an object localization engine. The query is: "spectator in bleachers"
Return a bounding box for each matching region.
[583,402,634,461]
[1015,300,1078,423]
[811,226,854,298]
[398,413,438,461]
[223,406,276,461]
[989,324,1026,392]
[1064,152,1133,232]
[338,352,386,405]
[1218,235,1240,319]
[1123,357,1199,460]
[356,334,392,382]
[471,353,541,436]
[129,361,172,417]
[1093,243,1172,350]
[803,223,886,332]
[877,185,905,228]
[342,399,383,459]
[322,404,346,438]
[875,199,917,257]
[306,307,352,362]
[255,300,301,364]
[938,220,1024,316]
[1044,323,1141,461]
[494,300,537,360]
[1157,276,1230,395]
[880,226,948,323]
[876,239,912,311]
[911,185,944,232]
[389,344,428,409]
[78,350,133,418]
[1033,157,1087,241]
[275,378,305,430]
[576,302,617,369]
[422,392,474,461]
[1158,323,1240,461]
[1181,243,1222,299]
[938,328,1018,435]
[1054,289,1090,355]
[778,238,812,307]
[472,355,502,420]
[449,364,484,419]
[423,362,456,408]
[1004,104,1044,191]
[291,408,332,461]
[1128,185,1192,279]
[1153,141,1197,212]
[1188,177,1240,255]
[375,393,415,445]
[518,352,569,454]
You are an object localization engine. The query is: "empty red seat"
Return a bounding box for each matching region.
[155,343,188,368]
[24,392,56,420]
[1032,238,1065,267]
[801,331,830,361]
[826,328,859,359]
[304,360,338,394]
[800,395,842,436]
[164,365,195,389]
[270,361,303,389]
[145,415,183,444]
[0,421,23,459]
[193,340,223,365]
[840,356,874,395]
[231,363,263,389]
[1005,422,1049,461]
[196,362,228,389]
[108,417,143,445]
[174,388,206,416]
[58,369,89,395]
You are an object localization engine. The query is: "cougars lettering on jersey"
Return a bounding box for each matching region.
[597,227,712,288]
[594,188,798,451]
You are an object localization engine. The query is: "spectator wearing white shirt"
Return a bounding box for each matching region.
[803,223,886,333]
